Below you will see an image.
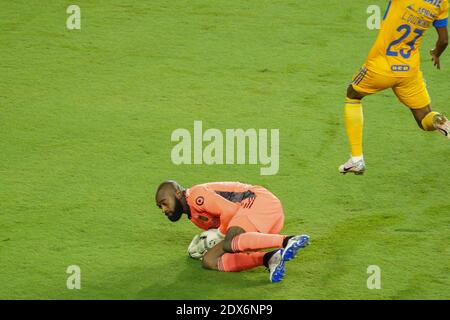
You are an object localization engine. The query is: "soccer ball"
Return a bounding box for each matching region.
[187,229,224,260]
[199,228,224,250]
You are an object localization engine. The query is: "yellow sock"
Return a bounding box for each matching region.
[344,98,364,157]
[421,111,439,131]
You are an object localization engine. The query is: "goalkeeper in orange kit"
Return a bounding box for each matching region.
[155,180,310,283]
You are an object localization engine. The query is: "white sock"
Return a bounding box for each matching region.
[351,155,364,162]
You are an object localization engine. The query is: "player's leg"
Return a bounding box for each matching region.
[222,225,284,253]
[222,194,309,258]
[202,238,285,282]
[201,240,225,270]
[394,71,450,138]
[340,84,367,174]
[202,239,264,271]
[410,104,437,129]
[215,197,309,282]
[410,105,450,138]
[222,214,309,260]
[210,227,291,283]
[202,227,274,271]
[339,66,382,175]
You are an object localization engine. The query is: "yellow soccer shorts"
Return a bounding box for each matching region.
[350,65,431,109]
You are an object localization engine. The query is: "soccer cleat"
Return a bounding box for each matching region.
[282,235,310,261]
[268,249,285,283]
[433,113,450,139]
[338,157,366,175]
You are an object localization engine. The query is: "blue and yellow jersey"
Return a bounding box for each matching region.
[366,0,449,77]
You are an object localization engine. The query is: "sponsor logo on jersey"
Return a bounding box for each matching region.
[391,64,411,72]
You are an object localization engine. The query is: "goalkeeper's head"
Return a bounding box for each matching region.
[155,180,189,222]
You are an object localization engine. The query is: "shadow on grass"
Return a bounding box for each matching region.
[134,257,274,300]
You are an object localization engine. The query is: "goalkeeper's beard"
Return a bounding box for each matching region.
[168,198,184,222]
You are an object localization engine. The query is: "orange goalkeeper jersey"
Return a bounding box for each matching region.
[186,182,268,233]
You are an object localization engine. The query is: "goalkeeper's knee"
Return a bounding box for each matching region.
[223,226,246,253]
[202,252,219,270]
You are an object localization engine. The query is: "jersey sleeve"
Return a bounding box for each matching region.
[434,0,449,28]
[188,185,240,220]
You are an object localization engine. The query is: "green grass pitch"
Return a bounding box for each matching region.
[1,0,449,299]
